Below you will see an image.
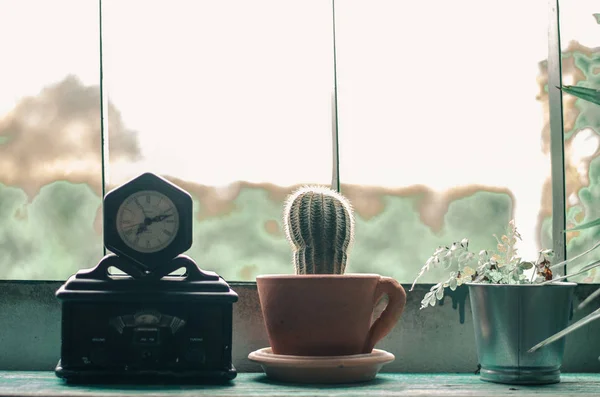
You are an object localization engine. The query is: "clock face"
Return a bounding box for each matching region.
[116,190,180,253]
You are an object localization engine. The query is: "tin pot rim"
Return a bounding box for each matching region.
[466,281,576,287]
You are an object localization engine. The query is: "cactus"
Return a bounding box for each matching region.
[283,186,355,275]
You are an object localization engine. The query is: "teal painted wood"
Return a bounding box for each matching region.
[0,372,599,397]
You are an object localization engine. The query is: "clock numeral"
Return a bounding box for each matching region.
[165,219,175,224]
[134,237,140,247]
[146,240,150,248]
[163,230,173,237]
[146,195,151,204]
[122,219,133,224]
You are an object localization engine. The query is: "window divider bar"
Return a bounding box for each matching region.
[99,0,108,256]
[331,0,340,193]
[548,0,567,275]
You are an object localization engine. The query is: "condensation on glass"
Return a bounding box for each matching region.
[101,0,334,281]
[0,0,102,279]
[335,0,553,282]
[560,1,600,282]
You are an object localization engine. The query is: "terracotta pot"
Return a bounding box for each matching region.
[256,274,406,356]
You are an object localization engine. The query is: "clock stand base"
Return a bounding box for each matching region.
[55,254,238,384]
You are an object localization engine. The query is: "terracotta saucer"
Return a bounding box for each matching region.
[248,347,395,384]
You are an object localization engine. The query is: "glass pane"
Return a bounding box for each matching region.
[0,0,102,280]
[335,0,552,282]
[103,0,334,280]
[560,1,600,282]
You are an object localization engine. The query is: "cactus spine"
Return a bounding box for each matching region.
[283,186,355,275]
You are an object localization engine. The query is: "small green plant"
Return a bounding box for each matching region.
[283,186,355,275]
[527,83,600,352]
[561,85,600,106]
[410,220,554,310]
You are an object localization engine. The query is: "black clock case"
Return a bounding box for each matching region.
[55,254,238,384]
[103,172,194,271]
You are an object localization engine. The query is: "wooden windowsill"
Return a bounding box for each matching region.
[1,372,599,397]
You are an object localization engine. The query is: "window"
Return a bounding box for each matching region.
[0,0,102,279]
[334,0,553,282]
[101,0,334,281]
[0,0,598,283]
[560,0,600,281]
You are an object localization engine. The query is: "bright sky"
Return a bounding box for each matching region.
[0,0,598,260]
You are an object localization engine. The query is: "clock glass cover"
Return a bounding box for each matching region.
[116,190,180,253]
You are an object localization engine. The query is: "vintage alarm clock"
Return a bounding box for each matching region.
[55,173,238,383]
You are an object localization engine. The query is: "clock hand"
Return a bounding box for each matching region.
[136,223,148,235]
[150,213,173,223]
[126,218,152,235]
[125,212,172,236]
[123,220,145,229]
[133,197,149,217]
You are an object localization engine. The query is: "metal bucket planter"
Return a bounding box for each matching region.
[467,282,575,385]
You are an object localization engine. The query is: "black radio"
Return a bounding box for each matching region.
[55,255,238,383]
[55,173,238,383]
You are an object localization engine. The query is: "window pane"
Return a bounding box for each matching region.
[0,0,102,279]
[561,1,600,282]
[335,0,552,282]
[103,0,334,280]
